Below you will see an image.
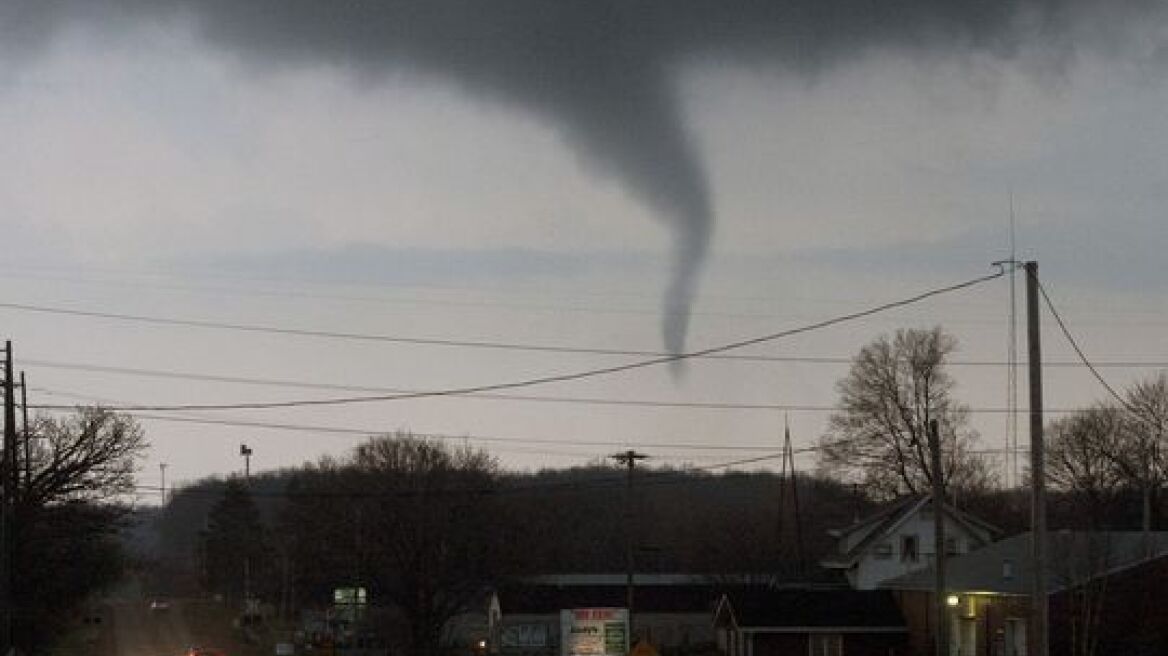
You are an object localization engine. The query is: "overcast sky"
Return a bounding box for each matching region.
[1,1,1166,498]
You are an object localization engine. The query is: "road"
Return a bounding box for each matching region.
[107,601,196,656]
[90,599,252,656]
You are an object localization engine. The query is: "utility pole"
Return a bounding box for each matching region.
[610,449,647,649]
[20,372,29,492]
[159,463,168,506]
[928,419,948,656]
[2,341,16,654]
[1025,261,1048,656]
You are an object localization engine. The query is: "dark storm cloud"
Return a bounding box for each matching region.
[2,0,1162,355]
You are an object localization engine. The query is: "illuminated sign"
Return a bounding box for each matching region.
[561,608,628,656]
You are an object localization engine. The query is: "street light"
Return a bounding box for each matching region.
[240,444,253,480]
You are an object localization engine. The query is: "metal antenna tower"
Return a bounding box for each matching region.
[776,416,806,579]
[1007,195,1020,488]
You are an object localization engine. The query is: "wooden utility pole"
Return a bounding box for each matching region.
[1025,261,1048,656]
[2,341,15,654]
[610,449,647,648]
[929,419,948,656]
[20,372,29,492]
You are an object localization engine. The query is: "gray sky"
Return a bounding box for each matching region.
[1,1,1166,498]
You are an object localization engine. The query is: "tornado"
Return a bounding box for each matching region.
[2,0,1163,359]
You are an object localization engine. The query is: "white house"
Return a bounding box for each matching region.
[819,494,998,590]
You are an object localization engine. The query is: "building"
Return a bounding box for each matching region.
[445,577,723,656]
[820,495,998,590]
[881,531,1168,655]
[713,587,908,656]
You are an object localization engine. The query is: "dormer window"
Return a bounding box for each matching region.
[901,535,919,563]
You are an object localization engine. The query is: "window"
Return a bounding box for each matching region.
[809,634,843,656]
[945,537,960,555]
[901,535,919,562]
[1002,559,1015,580]
[1005,619,1027,656]
[874,542,893,559]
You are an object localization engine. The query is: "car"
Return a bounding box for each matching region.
[148,599,170,612]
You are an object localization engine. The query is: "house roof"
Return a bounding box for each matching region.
[880,531,1168,595]
[820,494,998,569]
[496,584,717,615]
[715,588,905,631]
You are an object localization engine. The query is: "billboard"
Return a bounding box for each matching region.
[560,608,628,656]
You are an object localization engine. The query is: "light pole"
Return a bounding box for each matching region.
[240,444,253,481]
[238,444,254,612]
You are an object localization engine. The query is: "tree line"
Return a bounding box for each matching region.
[152,440,871,656]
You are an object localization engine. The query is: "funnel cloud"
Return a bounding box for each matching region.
[3,0,1163,357]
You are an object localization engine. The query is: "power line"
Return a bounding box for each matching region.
[30,385,1036,460]
[20,268,1008,412]
[0,264,1022,314]
[26,385,797,452]
[0,300,1017,362]
[131,434,1034,504]
[21,357,1168,401]
[1038,280,1164,432]
[1037,281,1128,406]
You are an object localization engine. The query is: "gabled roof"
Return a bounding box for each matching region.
[715,588,905,632]
[821,494,998,569]
[826,496,920,541]
[880,531,1168,595]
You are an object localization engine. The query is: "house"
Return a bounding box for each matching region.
[820,495,998,590]
[881,531,1168,656]
[713,587,908,656]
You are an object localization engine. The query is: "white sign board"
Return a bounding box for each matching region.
[560,608,628,656]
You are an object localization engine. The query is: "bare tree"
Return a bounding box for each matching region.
[20,406,146,509]
[1049,532,1114,656]
[12,406,147,651]
[818,327,996,499]
[1112,373,1168,533]
[1046,404,1125,527]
